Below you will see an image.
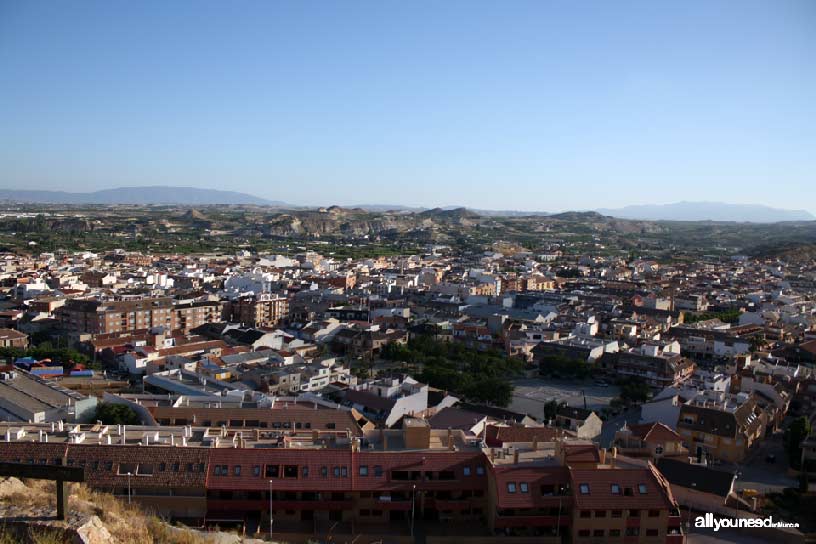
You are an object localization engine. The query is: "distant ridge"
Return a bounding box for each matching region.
[596,201,815,223]
[0,186,281,205]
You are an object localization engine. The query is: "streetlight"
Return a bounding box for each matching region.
[269,480,274,536]
[410,484,416,538]
[127,472,132,504]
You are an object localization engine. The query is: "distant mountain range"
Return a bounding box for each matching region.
[595,202,815,222]
[0,186,281,205]
[0,187,812,223]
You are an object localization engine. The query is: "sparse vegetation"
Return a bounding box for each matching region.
[0,478,216,544]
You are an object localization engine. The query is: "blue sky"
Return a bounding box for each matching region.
[1,1,814,211]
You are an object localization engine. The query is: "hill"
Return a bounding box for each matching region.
[0,187,280,206]
[596,201,815,222]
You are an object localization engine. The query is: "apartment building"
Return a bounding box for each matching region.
[57,298,221,334]
[676,391,766,463]
[226,293,289,328]
[0,420,685,543]
[610,346,695,388]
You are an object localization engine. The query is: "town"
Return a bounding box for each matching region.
[0,206,814,544]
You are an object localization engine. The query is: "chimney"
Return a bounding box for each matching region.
[513,448,519,464]
[600,448,606,465]
[532,437,538,451]
[447,427,453,448]
[489,448,495,463]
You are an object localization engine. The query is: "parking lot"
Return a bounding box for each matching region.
[510,377,620,421]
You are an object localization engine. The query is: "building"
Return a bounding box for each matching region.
[569,464,683,544]
[609,346,695,388]
[554,407,602,440]
[0,421,686,543]
[226,294,289,328]
[57,297,221,334]
[676,391,766,463]
[613,423,688,462]
[0,328,28,349]
[0,369,97,422]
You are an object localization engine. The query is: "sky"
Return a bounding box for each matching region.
[0,1,814,212]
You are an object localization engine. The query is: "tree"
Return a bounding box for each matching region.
[542,400,565,422]
[618,379,651,405]
[95,403,140,425]
[784,416,812,469]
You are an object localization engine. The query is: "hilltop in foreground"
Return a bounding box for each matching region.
[0,477,265,544]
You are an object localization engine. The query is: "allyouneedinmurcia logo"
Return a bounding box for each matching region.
[695,513,799,532]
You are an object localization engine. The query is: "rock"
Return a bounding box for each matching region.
[75,515,114,544]
[0,477,28,498]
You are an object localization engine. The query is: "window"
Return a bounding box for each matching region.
[638,483,648,494]
[648,509,660,517]
[463,466,471,476]
[321,466,328,477]
[373,465,383,477]
[578,530,590,537]
[438,470,455,481]
[341,466,348,477]
[234,466,241,476]
[266,465,279,478]
[253,465,261,477]
[359,465,368,476]
[629,509,640,518]
[302,466,309,478]
[579,483,590,494]
[284,465,298,478]
[214,465,222,476]
[333,466,340,477]
[580,510,591,518]
[655,446,664,455]
[646,529,659,536]
[611,484,621,494]
[519,482,528,493]
[625,528,640,537]
[595,510,606,517]
[171,462,179,472]
[593,530,604,537]
[609,529,621,537]
[158,463,166,472]
[611,510,622,518]
[507,483,516,494]
[476,465,485,476]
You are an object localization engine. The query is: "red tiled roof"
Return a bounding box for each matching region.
[569,466,675,510]
[491,464,571,508]
[627,422,683,444]
[563,444,600,464]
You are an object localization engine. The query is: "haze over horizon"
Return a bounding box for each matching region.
[1,1,814,212]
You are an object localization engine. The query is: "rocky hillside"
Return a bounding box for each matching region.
[0,477,265,544]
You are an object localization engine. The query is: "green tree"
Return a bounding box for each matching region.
[784,416,812,469]
[543,400,565,422]
[95,403,141,425]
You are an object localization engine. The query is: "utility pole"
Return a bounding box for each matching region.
[269,480,274,536]
[411,484,416,538]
